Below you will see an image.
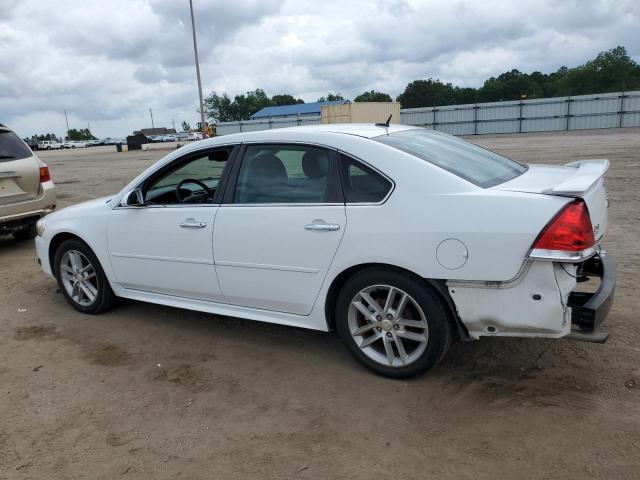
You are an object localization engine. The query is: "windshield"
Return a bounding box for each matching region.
[375,129,526,188]
[0,130,33,162]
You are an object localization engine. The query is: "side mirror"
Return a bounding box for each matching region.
[122,188,144,207]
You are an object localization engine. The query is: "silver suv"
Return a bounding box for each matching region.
[0,124,56,240]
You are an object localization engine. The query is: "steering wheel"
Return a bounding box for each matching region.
[175,178,214,203]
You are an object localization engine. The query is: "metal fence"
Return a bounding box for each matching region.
[215,90,640,136]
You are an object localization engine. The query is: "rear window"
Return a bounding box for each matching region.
[0,130,33,162]
[375,129,526,188]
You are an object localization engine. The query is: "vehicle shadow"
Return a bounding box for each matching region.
[0,233,34,252]
[106,297,600,406]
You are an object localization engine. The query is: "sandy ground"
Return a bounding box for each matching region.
[1,129,639,479]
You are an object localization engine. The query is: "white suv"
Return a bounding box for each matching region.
[38,140,62,150]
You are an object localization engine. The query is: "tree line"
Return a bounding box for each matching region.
[204,45,639,122]
[23,128,97,144]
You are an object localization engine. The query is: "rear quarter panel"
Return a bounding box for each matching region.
[326,140,571,282]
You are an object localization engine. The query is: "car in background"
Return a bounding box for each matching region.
[86,140,101,147]
[34,124,614,378]
[176,131,189,141]
[38,140,62,150]
[0,124,56,240]
[62,140,88,149]
[187,132,203,141]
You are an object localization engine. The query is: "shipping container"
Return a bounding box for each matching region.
[321,102,401,124]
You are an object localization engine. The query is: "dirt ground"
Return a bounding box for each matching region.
[1,129,639,479]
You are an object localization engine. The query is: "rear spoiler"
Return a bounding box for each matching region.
[543,159,609,196]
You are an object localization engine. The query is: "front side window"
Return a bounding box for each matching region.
[375,128,526,188]
[340,153,392,203]
[0,130,33,162]
[144,148,232,204]
[234,145,338,204]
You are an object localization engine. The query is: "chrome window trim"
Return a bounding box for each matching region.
[115,203,220,210]
[219,203,345,208]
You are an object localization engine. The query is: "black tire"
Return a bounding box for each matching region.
[12,223,36,240]
[53,239,117,314]
[335,268,451,379]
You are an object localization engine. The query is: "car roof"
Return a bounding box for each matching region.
[197,123,422,149]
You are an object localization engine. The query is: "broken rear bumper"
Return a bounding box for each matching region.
[566,251,615,343]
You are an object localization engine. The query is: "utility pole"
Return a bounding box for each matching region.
[172,118,176,131]
[64,109,70,140]
[189,0,207,137]
[150,108,155,130]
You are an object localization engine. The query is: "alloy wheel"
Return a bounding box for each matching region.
[59,250,99,307]
[348,285,429,367]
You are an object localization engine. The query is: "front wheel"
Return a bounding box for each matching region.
[335,268,451,378]
[54,239,117,314]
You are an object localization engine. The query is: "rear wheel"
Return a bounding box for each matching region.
[335,268,451,378]
[54,239,117,314]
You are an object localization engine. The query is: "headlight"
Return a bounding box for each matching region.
[36,217,46,237]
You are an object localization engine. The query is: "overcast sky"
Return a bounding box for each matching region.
[1,0,638,138]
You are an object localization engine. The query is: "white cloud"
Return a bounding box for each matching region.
[1,0,638,138]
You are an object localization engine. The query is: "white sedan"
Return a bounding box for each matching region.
[34,124,615,377]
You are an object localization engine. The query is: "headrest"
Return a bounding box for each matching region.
[245,154,287,182]
[302,150,329,179]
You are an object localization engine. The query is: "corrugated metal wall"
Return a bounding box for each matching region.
[215,91,640,136]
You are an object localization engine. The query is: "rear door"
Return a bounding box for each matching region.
[0,129,40,205]
[213,144,346,315]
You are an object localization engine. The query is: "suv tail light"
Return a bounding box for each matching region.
[528,200,596,262]
[39,162,51,183]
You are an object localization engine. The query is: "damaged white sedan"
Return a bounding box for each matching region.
[35,124,615,378]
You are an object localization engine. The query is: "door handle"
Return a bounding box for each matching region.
[180,218,207,229]
[305,222,341,232]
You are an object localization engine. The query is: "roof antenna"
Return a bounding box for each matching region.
[375,114,392,128]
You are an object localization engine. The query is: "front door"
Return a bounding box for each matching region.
[213,144,346,315]
[107,147,234,302]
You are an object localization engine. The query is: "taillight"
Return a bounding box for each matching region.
[529,200,596,262]
[39,163,51,183]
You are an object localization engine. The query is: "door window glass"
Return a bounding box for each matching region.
[339,153,392,203]
[145,148,231,204]
[234,145,334,204]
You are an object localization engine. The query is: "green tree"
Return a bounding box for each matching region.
[478,69,546,102]
[181,120,191,131]
[66,128,95,141]
[317,93,344,102]
[396,79,458,108]
[354,90,393,102]
[395,46,639,107]
[205,89,275,122]
[204,92,238,122]
[271,94,305,106]
[554,46,640,95]
[233,89,272,119]
[23,133,62,144]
